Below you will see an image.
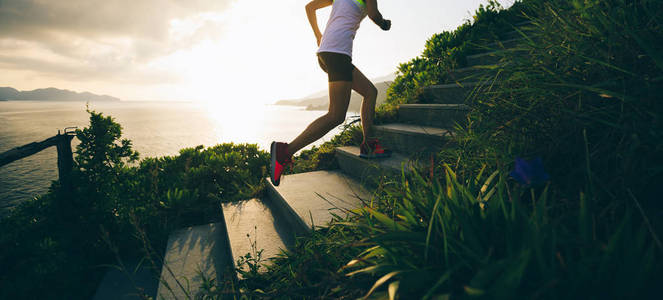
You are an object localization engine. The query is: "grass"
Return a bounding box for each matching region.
[1,0,661,298]
[229,162,660,299]
[218,0,663,298]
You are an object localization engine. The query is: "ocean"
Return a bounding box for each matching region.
[0,100,352,213]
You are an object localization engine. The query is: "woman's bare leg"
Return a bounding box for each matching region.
[287,81,352,155]
[351,68,378,144]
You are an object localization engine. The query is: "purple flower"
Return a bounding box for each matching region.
[509,157,550,186]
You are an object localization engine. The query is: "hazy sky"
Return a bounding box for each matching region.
[0,0,514,104]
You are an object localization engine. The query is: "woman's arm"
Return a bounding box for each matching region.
[365,0,391,31]
[305,0,333,46]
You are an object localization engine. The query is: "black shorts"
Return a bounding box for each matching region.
[317,52,355,82]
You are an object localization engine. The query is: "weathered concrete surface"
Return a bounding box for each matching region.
[398,104,469,128]
[377,123,450,138]
[443,66,487,82]
[157,223,230,300]
[420,82,479,104]
[265,170,369,232]
[93,262,158,300]
[335,146,423,186]
[374,123,453,154]
[222,198,294,274]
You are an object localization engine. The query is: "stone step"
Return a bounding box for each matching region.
[335,146,421,185]
[93,262,158,300]
[222,198,296,276]
[398,104,470,128]
[265,170,370,232]
[420,82,496,104]
[443,66,492,83]
[374,123,453,154]
[445,39,522,83]
[157,223,231,300]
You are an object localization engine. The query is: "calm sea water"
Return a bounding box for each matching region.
[0,101,351,212]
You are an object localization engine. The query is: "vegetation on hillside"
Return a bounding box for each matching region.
[232,0,663,298]
[0,111,269,299]
[1,0,661,298]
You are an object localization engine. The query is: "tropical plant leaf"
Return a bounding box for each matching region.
[364,271,401,299]
[363,207,409,231]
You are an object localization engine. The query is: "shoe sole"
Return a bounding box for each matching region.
[270,141,280,186]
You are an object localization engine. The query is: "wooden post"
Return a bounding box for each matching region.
[0,129,76,218]
[0,130,76,195]
[56,133,75,194]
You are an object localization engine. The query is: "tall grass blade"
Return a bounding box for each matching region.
[363,271,401,299]
[363,207,409,231]
[628,29,663,71]
[422,269,453,300]
[425,193,444,261]
[388,281,400,300]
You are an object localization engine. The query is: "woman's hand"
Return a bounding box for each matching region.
[379,19,391,31]
[366,0,390,31]
[317,34,322,46]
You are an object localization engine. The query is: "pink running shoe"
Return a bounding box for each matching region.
[270,142,292,186]
[359,138,392,159]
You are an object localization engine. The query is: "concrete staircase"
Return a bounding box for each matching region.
[134,26,530,300]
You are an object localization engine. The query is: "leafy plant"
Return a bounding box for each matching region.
[236,226,266,278]
[0,110,271,299]
[224,0,663,298]
[344,167,660,299]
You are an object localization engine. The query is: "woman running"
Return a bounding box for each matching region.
[270,0,392,186]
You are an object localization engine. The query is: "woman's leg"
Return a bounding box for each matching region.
[351,67,378,144]
[287,81,353,155]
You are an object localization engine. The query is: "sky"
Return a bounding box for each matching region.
[0,0,514,104]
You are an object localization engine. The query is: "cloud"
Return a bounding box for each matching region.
[0,54,180,84]
[0,0,234,84]
[0,0,232,40]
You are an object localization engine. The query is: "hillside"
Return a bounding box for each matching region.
[0,87,120,102]
[1,0,660,299]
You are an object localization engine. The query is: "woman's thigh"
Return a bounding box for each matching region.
[327,81,352,117]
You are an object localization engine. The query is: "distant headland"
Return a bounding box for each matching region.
[274,73,396,112]
[0,87,120,102]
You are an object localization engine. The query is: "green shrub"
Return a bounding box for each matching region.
[344,168,660,299]
[0,110,270,299]
[454,0,663,208]
[383,0,528,108]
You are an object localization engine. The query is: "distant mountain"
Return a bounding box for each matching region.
[0,87,19,101]
[0,87,120,102]
[275,73,396,112]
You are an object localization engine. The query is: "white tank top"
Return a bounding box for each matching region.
[317,0,367,58]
